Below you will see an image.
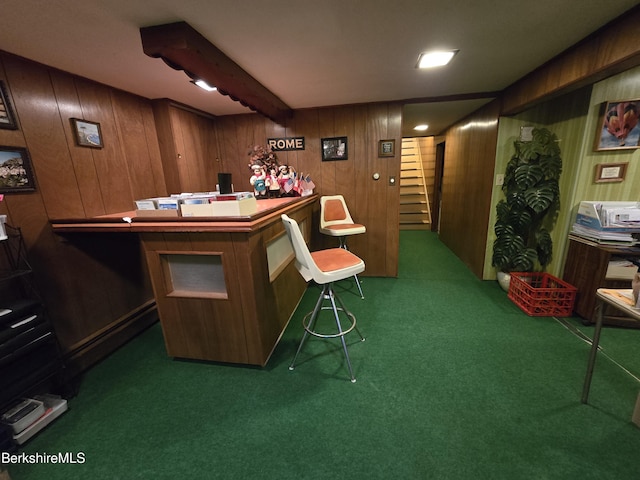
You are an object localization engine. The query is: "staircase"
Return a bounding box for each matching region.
[400,138,432,230]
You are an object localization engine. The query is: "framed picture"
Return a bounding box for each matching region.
[378,139,395,157]
[71,118,103,148]
[0,81,18,130]
[594,162,628,183]
[0,146,36,192]
[321,136,348,161]
[594,100,640,151]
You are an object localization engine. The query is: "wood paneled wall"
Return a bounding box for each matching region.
[152,100,219,194]
[0,52,164,374]
[212,104,402,277]
[440,101,501,277]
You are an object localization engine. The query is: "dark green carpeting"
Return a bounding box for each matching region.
[5,231,640,479]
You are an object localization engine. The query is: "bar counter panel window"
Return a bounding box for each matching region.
[160,252,227,299]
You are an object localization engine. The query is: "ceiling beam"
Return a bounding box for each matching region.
[140,21,293,125]
[401,91,501,105]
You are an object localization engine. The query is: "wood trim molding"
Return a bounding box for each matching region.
[501,5,640,115]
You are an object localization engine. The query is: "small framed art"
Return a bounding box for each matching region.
[0,81,17,130]
[594,162,628,183]
[378,139,395,157]
[0,146,36,192]
[71,118,103,148]
[321,136,348,161]
[594,100,640,151]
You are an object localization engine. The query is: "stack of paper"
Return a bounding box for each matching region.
[571,201,640,246]
[570,224,638,246]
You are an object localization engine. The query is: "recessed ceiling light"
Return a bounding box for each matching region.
[191,79,217,91]
[416,50,458,69]
[414,124,429,131]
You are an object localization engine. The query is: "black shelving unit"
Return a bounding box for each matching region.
[0,223,64,415]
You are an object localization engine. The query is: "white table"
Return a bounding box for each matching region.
[581,289,640,426]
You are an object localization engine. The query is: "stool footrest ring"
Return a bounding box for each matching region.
[302,306,357,339]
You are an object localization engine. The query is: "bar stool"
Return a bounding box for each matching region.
[319,195,366,299]
[281,214,365,383]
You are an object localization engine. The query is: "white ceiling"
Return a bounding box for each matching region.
[2,0,638,136]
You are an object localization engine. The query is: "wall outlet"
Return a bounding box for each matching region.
[495,174,504,186]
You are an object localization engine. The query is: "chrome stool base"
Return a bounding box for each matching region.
[289,283,364,382]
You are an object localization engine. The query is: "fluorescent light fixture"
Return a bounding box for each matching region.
[191,79,217,91]
[414,124,429,131]
[416,50,458,69]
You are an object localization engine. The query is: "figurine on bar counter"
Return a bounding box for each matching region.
[248,144,278,199]
[247,144,315,198]
[249,164,267,198]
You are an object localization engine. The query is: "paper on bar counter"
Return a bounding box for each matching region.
[180,193,257,217]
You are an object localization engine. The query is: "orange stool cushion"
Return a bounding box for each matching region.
[311,248,362,273]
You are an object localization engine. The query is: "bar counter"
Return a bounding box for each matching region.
[51,195,317,366]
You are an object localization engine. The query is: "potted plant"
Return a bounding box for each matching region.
[492,127,562,290]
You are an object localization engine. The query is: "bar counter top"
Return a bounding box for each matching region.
[50,195,317,233]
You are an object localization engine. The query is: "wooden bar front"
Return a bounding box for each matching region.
[52,196,317,366]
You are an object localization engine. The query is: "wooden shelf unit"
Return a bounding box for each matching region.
[562,237,640,326]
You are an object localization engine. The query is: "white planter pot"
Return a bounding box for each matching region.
[497,271,511,292]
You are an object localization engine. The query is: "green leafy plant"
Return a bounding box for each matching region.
[492,127,562,272]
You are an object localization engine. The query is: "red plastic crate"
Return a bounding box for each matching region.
[508,272,577,317]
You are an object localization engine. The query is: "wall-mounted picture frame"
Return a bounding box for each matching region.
[321,136,348,161]
[71,118,103,148]
[0,81,18,130]
[0,146,36,192]
[594,162,628,183]
[378,139,395,157]
[594,100,640,151]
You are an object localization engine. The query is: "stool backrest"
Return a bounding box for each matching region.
[320,195,355,228]
[281,214,315,282]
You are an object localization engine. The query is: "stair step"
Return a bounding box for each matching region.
[400,224,431,231]
[400,219,431,224]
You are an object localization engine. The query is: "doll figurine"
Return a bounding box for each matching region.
[249,164,267,198]
[266,168,281,198]
[278,165,298,197]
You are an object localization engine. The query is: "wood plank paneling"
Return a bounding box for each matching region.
[3,54,85,220]
[441,101,500,277]
[75,78,133,213]
[212,105,400,277]
[49,70,105,217]
[112,91,165,201]
[0,52,164,374]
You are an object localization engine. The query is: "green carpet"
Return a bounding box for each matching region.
[5,231,640,480]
